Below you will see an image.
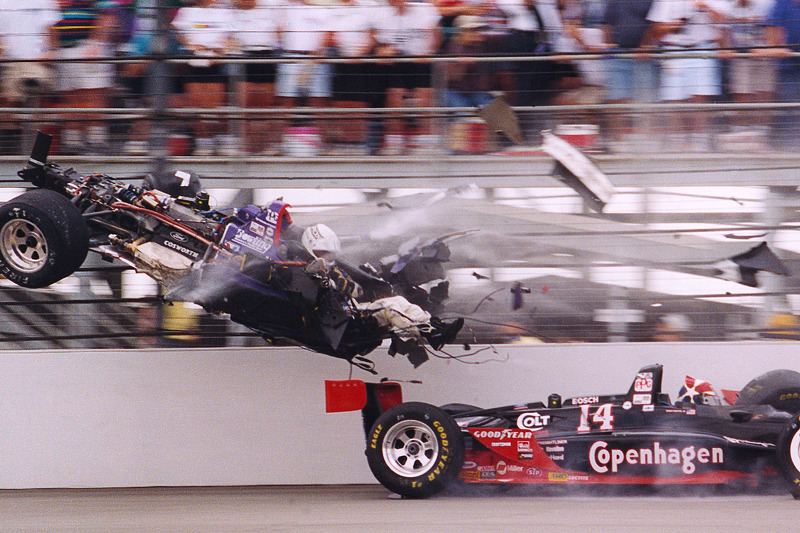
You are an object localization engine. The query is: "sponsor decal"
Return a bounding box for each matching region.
[462,461,478,469]
[516,412,551,431]
[518,441,531,452]
[169,231,189,243]
[249,220,267,237]
[642,405,654,412]
[571,396,599,405]
[480,471,496,479]
[634,372,653,392]
[518,452,534,460]
[548,454,564,461]
[497,461,507,475]
[473,429,534,440]
[162,238,201,259]
[538,439,567,446]
[492,442,512,448]
[632,393,651,405]
[622,401,632,410]
[526,467,543,477]
[545,445,564,453]
[589,441,724,474]
[548,472,569,482]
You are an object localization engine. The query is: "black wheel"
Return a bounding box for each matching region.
[365,402,464,498]
[735,369,800,413]
[0,189,89,288]
[776,413,800,499]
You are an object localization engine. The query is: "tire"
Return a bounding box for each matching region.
[735,369,800,414]
[775,412,800,499]
[365,402,465,498]
[0,189,89,288]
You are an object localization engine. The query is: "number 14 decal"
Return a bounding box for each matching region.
[577,403,614,432]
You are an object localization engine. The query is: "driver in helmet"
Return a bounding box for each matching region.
[297,223,463,350]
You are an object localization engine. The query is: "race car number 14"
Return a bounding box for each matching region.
[577,403,614,433]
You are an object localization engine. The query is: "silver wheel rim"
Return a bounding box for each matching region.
[0,219,49,273]
[790,430,800,472]
[382,420,439,478]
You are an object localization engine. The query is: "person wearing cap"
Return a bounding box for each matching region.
[442,15,498,108]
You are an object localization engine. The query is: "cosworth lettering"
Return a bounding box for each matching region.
[163,239,200,259]
[589,441,723,474]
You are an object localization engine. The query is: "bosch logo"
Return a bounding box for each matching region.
[169,231,189,243]
[570,396,599,405]
[516,412,551,431]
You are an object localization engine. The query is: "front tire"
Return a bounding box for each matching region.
[366,402,464,498]
[0,189,89,288]
[776,413,800,499]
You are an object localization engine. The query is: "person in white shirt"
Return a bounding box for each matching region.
[329,0,386,150]
[0,0,60,151]
[718,0,777,137]
[172,0,237,155]
[647,0,726,150]
[373,0,442,154]
[232,0,284,154]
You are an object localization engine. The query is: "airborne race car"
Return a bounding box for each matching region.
[0,132,461,365]
[327,364,800,498]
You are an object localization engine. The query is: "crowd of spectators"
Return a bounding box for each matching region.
[0,0,798,156]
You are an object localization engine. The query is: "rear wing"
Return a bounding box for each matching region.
[325,380,403,436]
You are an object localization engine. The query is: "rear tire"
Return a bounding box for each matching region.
[735,369,800,413]
[0,189,89,288]
[365,402,464,498]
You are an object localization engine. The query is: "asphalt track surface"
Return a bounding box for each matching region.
[1,484,798,533]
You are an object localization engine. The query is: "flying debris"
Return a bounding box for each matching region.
[711,242,791,287]
[471,271,490,280]
[478,97,615,212]
[511,281,532,310]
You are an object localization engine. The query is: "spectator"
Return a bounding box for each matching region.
[716,0,776,150]
[49,0,119,154]
[276,0,338,153]
[442,15,496,108]
[430,0,493,52]
[330,0,386,154]
[172,0,237,156]
[118,0,185,155]
[374,0,443,155]
[551,0,606,119]
[752,0,800,150]
[647,0,726,152]
[0,0,60,153]
[600,0,658,151]
[494,0,572,108]
[232,0,283,154]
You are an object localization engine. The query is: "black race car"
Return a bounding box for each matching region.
[327,363,800,498]
[0,132,461,365]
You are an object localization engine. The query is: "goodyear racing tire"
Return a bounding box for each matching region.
[776,412,800,499]
[0,189,89,288]
[366,402,464,498]
[735,369,800,414]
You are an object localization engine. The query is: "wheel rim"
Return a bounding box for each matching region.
[0,219,49,273]
[790,430,800,472]
[382,420,439,478]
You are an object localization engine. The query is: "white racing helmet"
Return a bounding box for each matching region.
[302,223,341,259]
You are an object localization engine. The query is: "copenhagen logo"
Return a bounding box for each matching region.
[589,441,723,475]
